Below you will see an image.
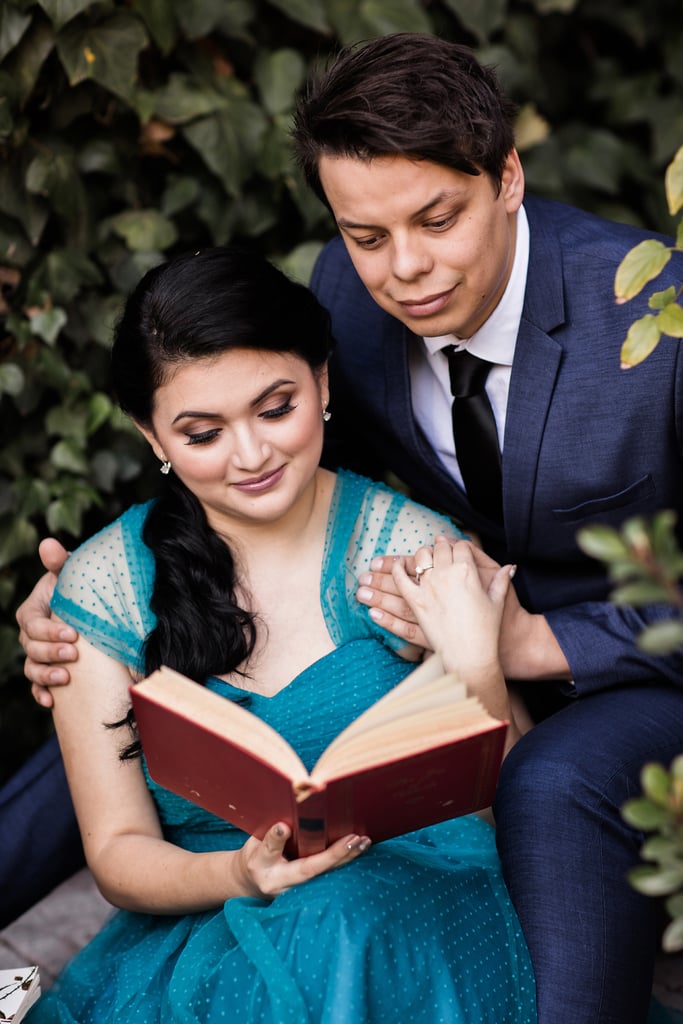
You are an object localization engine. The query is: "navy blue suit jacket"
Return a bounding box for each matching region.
[311,194,683,694]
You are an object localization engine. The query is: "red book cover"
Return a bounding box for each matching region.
[131,658,507,858]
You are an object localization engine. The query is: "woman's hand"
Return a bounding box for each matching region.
[232,823,371,900]
[391,537,514,681]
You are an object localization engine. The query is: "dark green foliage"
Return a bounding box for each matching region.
[2,0,683,778]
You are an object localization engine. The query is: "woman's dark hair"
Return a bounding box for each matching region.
[292,32,518,204]
[111,247,333,756]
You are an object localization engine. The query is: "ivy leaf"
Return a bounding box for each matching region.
[441,0,505,43]
[37,0,94,32]
[50,438,89,474]
[648,286,677,310]
[154,73,227,123]
[0,362,25,397]
[0,516,38,570]
[0,5,32,63]
[614,239,672,303]
[665,144,683,217]
[182,101,267,197]
[362,0,432,35]
[108,210,178,252]
[56,12,149,104]
[620,314,662,369]
[254,49,305,117]
[29,306,67,345]
[266,0,330,34]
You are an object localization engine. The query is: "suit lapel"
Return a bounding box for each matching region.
[503,198,566,555]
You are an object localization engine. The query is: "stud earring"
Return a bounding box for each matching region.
[322,408,332,423]
[160,460,172,475]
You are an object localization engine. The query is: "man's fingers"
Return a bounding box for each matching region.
[38,538,70,574]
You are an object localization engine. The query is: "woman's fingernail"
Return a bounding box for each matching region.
[358,574,372,586]
[368,608,383,622]
[357,587,373,601]
[509,565,517,579]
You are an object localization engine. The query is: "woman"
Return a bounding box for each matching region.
[26,247,535,1023]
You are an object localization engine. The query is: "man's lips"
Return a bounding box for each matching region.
[233,465,285,493]
[396,289,453,317]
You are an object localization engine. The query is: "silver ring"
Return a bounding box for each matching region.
[415,564,434,584]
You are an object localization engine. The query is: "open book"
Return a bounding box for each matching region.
[131,654,507,857]
[0,967,41,1022]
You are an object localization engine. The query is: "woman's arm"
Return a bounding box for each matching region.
[51,621,371,914]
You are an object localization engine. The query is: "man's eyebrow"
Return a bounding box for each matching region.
[336,191,458,230]
[172,379,295,424]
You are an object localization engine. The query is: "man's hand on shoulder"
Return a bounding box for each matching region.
[16,539,77,707]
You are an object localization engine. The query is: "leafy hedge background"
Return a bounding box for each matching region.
[1,0,682,781]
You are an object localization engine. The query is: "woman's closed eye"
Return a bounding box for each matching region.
[185,429,221,446]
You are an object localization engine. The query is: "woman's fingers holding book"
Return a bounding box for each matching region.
[236,826,372,899]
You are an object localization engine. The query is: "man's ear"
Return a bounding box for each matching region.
[133,420,166,464]
[501,149,525,213]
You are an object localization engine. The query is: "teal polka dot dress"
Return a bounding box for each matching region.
[29,471,536,1023]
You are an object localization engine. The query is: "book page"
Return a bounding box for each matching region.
[136,669,309,780]
[0,966,41,1023]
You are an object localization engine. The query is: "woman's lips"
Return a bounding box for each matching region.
[397,289,453,318]
[233,465,286,493]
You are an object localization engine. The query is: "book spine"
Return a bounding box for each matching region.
[290,789,328,858]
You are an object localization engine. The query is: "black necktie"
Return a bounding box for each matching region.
[444,346,503,521]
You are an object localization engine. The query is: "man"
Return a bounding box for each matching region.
[11,32,683,1024]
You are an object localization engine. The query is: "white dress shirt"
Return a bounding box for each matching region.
[409,205,530,490]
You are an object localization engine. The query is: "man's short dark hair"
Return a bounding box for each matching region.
[292,33,518,204]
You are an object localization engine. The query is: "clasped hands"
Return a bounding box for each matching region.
[357,535,532,680]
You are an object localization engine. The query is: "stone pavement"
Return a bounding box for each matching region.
[1,867,683,1017]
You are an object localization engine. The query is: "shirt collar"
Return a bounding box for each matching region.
[423,204,530,366]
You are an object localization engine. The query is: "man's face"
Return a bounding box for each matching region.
[318,151,524,340]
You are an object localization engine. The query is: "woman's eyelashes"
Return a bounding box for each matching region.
[183,401,298,445]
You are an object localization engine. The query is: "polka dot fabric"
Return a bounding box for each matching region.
[32,471,536,1023]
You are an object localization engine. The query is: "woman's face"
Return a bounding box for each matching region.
[137,348,329,534]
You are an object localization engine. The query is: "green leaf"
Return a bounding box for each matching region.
[182,101,267,197]
[658,303,683,339]
[86,393,114,434]
[441,0,506,43]
[640,835,680,864]
[56,12,149,104]
[254,49,305,117]
[154,73,227,123]
[671,755,683,782]
[662,915,683,953]
[665,144,683,217]
[615,239,672,303]
[649,286,677,310]
[29,306,67,345]
[361,0,432,35]
[46,496,84,536]
[637,619,683,655]
[37,0,94,32]
[135,0,178,55]
[576,524,629,562]
[628,864,683,897]
[0,5,31,63]
[641,763,673,806]
[0,362,25,397]
[50,438,89,474]
[45,405,88,441]
[266,0,330,34]
[0,516,38,570]
[610,581,672,606]
[620,314,662,369]
[277,241,325,287]
[108,210,178,252]
[622,797,671,831]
